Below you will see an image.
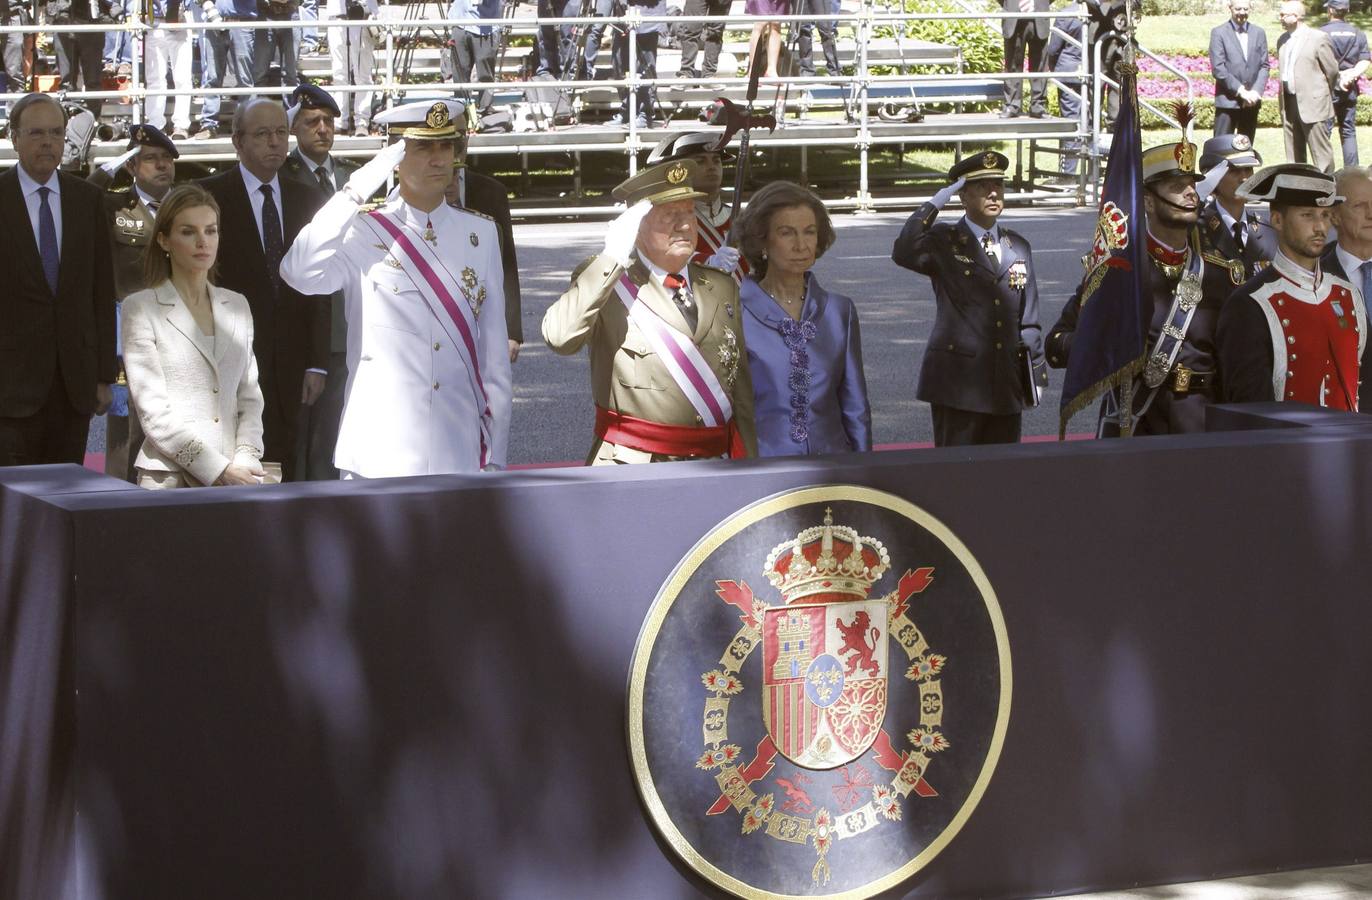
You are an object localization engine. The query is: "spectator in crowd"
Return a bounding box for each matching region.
[677,0,732,81]
[253,0,300,91]
[543,159,757,463]
[447,0,498,117]
[146,0,195,139]
[282,83,355,479]
[88,125,181,482]
[0,93,116,466]
[122,184,267,489]
[1209,0,1268,141]
[1320,166,1372,406]
[647,131,747,279]
[444,147,523,363]
[1218,164,1362,409]
[50,0,108,118]
[199,99,329,479]
[298,0,319,54]
[1196,133,1277,280]
[612,0,665,127]
[1046,1,1085,176]
[281,100,512,478]
[793,0,840,82]
[1319,0,1369,168]
[732,180,871,457]
[893,151,1047,445]
[1276,0,1338,174]
[0,0,31,121]
[577,0,617,82]
[326,0,376,136]
[195,0,258,139]
[1001,0,1050,118]
[103,0,133,74]
[536,0,576,78]
[745,0,789,80]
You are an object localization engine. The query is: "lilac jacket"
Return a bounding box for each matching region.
[740,273,872,457]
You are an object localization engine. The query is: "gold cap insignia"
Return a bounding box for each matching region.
[666,163,688,185]
[426,102,450,129]
[982,152,997,168]
[1232,134,1251,151]
[1175,142,1197,174]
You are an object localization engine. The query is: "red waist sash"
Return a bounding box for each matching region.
[595,406,746,459]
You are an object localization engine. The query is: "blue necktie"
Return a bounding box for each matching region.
[260,184,285,295]
[38,186,59,295]
[1360,260,1372,322]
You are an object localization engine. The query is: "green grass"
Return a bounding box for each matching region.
[1135,8,1372,57]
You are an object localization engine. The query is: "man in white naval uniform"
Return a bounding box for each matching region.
[279,99,512,478]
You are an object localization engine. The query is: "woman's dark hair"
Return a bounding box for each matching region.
[731,180,835,277]
[142,184,222,287]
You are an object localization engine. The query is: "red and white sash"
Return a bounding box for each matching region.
[363,210,492,467]
[613,274,733,427]
[694,211,747,283]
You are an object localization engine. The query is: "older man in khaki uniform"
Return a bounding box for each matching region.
[543,160,757,464]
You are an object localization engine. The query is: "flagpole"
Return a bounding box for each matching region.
[1117,0,1139,438]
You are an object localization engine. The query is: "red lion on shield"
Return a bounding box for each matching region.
[836,611,881,678]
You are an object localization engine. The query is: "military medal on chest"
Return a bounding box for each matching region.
[1007,260,1028,290]
[461,266,486,318]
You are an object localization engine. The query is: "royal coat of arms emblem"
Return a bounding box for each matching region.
[627,486,1011,899]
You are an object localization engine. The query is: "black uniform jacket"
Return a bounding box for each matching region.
[198,165,330,426]
[893,202,1047,416]
[1199,198,1278,281]
[0,168,117,417]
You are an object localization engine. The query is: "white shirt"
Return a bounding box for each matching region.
[16,164,62,252]
[1233,21,1250,61]
[640,253,694,298]
[961,215,1001,264]
[136,185,166,214]
[238,165,285,251]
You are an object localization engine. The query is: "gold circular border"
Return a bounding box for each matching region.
[626,484,1013,900]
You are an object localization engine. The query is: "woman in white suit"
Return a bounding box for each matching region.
[122,184,267,489]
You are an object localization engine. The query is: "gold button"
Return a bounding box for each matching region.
[1287,336,1296,344]
[433,382,440,390]
[1290,353,1297,360]
[433,342,441,351]
[1288,390,1295,397]
[213,416,220,423]
[963,270,971,276]
[995,342,1002,349]
[995,320,1002,327]
[1281,318,1290,326]
[1277,299,1284,306]
[993,299,1000,306]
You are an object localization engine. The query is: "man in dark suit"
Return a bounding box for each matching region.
[199,98,329,480]
[892,151,1048,446]
[280,83,358,480]
[1322,166,1372,409]
[1197,133,1277,279]
[1046,3,1085,175]
[0,93,116,466]
[1001,0,1050,119]
[1209,0,1268,141]
[445,157,523,364]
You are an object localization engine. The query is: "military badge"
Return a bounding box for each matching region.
[470,232,479,247]
[628,487,1011,898]
[667,163,689,185]
[1007,260,1028,291]
[718,327,740,390]
[1232,133,1252,151]
[981,151,997,168]
[426,102,450,128]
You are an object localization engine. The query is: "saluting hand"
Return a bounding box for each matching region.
[604,199,653,268]
[345,138,409,204]
[931,176,967,209]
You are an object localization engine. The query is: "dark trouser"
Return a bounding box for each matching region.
[0,23,27,114]
[1213,104,1259,142]
[536,0,576,77]
[792,0,839,77]
[55,30,104,117]
[261,389,299,482]
[930,404,1021,447]
[1002,23,1046,115]
[0,378,89,467]
[1056,73,1081,174]
[251,21,298,89]
[614,29,658,122]
[580,0,617,79]
[1132,388,1209,436]
[677,0,730,77]
[448,29,496,112]
[1328,89,1359,168]
[296,350,344,480]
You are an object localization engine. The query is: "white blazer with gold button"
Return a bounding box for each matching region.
[121,281,265,486]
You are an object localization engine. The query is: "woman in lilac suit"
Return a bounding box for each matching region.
[732,181,872,457]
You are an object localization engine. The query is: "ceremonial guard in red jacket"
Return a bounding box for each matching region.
[646,132,749,282]
[1217,164,1365,410]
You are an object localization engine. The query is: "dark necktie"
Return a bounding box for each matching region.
[148,198,160,216]
[1233,221,1245,254]
[1360,260,1372,322]
[38,186,59,295]
[315,165,334,196]
[664,272,697,330]
[260,184,284,294]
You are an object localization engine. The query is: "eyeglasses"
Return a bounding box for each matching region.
[244,127,289,142]
[19,127,64,140]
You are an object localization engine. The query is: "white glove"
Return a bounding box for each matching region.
[931,176,967,209]
[704,245,741,273]
[201,0,221,21]
[344,138,408,203]
[1195,160,1228,203]
[603,199,652,268]
[100,145,141,175]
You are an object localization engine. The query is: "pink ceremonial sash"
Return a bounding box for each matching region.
[363,210,492,468]
[613,274,732,427]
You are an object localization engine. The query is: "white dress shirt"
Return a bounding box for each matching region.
[1234,22,1250,61]
[16,164,62,252]
[962,215,1001,264]
[238,165,284,251]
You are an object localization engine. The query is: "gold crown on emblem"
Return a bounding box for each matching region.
[666,163,688,185]
[427,102,450,128]
[982,152,997,168]
[763,508,891,605]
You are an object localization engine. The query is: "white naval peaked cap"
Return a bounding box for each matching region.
[374,99,467,140]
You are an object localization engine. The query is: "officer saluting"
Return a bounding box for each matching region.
[88,124,179,482]
[645,131,747,281]
[279,99,512,478]
[891,151,1048,447]
[542,159,757,464]
[1217,164,1365,409]
[1197,133,1278,280]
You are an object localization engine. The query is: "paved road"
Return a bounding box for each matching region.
[89,207,1100,466]
[508,207,1097,465]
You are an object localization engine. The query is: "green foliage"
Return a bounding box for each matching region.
[877,0,1004,74]
[1141,0,1223,16]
